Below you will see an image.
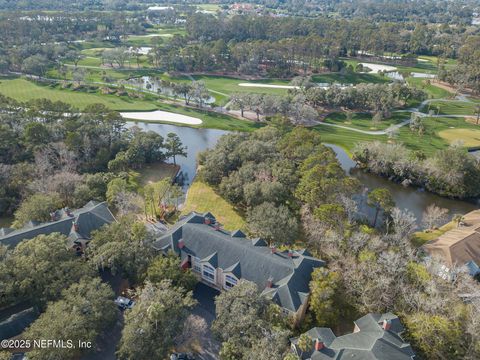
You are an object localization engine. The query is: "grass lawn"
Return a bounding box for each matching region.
[396,116,480,154]
[136,162,180,187]
[422,100,478,116]
[324,112,409,131]
[191,75,290,96]
[407,77,452,99]
[315,115,480,156]
[0,78,262,132]
[312,72,390,84]
[438,128,480,147]
[0,78,158,111]
[312,124,383,155]
[181,179,246,231]
[412,220,456,247]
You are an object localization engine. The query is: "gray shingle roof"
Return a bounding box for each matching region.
[0,201,115,248]
[153,212,324,312]
[292,313,415,360]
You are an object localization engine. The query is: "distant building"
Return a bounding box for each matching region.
[291,313,416,359]
[423,209,480,277]
[153,212,324,322]
[0,201,115,251]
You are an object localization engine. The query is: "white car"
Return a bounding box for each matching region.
[114,296,135,310]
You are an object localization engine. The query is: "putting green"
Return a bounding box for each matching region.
[438,128,480,147]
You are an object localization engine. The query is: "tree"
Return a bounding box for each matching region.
[173,83,193,105]
[190,81,210,108]
[164,132,187,165]
[314,203,347,230]
[0,233,94,308]
[24,277,117,360]
[230,93,248,117]
[309,268,341,326]
[404,313,464,360]
[296,333,313,357]
[87,216,155,282]
[21,54,50,76]
[117,281,196,360]
[247,202,298,245]
[212,280,269,342]
[147,252,197,291]
[12,193,62,228]
[23,122,50,146]
[367,188,395,227]
[422,204,449,231]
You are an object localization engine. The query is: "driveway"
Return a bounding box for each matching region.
[192,283,221,360]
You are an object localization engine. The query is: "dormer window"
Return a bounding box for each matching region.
[224,274,237,289]
[202,264,215,283]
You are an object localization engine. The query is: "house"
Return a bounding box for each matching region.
[423,209,480,277]
[290,313,416,359]
[153,212,324,322]
[0,201,115,251]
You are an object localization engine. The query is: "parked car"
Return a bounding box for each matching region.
[170,353,195,360]
[114,296,135,310]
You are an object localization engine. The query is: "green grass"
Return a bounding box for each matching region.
[196,3,221,11]
[438,128,480,147]
[396,116,480,154]
[324,112,409,131]
[191,75,290,95]
[314,115,480,156]
[422,100,478,116]
[312,124,383,154]
[312,72,390,84]
[0,78,262,132]
[181,179,246,231]
[0,78,158,111]
[407,77,452,99]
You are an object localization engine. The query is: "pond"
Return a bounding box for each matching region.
[126,122,229,189]
[127,121,478,224]
[326,144,478,223]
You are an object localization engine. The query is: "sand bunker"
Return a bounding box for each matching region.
[120,110,203,125]
[359,63,397,73]
[238,83,299,89]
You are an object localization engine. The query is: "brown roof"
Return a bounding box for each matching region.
[424,210,480,268]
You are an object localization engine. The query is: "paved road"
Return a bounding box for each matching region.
[192,283,221,360]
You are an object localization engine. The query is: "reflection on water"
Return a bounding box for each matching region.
[126,122,230,189]
[326,144,478,223]
[125,120,478,224]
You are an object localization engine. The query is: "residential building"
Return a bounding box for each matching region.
[291,313,416,359]
[153,212,324,322]
[423,209,480,277]
[0,201,115,250]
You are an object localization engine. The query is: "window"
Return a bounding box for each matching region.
[193,257,201,273]
[202,264,215,283]
[224,274,237,289]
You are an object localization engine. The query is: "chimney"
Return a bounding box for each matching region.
[73,221,79,232]
[382,319,391,331]
[287,250,293,258]
[214,224,220,231]
[270,246,277,254]
[178,239,185,249]
[50,212,56,222]
[266,276,273,288]
[204,218,212,225]
[315,339,324,351]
